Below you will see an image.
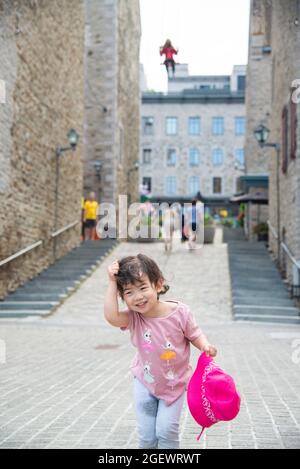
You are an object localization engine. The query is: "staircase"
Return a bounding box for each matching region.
[0,239,118,319]
[223,226,300,325]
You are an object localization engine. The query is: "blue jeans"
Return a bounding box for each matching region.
[133,377,185,449]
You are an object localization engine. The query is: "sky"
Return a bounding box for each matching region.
[140,0,251,92]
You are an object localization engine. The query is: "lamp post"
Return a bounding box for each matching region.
[127,161,139,205]
[54,129,79,260]
[253,124,281,263]
[89,160,102,202]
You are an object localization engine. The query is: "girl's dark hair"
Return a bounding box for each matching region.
[116,253,169,299]
[163,39,172,48]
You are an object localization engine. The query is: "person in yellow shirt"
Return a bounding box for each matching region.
[84,192,99,240]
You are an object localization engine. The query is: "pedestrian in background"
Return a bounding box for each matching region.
[83,192,99,241]
[162,205,179,253]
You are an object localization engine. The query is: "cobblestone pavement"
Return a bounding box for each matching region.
[0,229,300,449]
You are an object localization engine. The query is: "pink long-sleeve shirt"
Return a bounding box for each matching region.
[121,300,202,406]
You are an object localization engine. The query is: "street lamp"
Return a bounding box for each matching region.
[54,129,79,260]
[56,128,79,157]
[253,124,281,264]
[90,160,102,181]
[253,124,271,147]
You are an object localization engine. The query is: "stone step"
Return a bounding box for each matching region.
[1,239,118,318]
[21,279,81,286]
[5,293,67,302]
[17,285,75,294]
[232,296,294,307]
[231,288,291,298]
[37,273,90,281]
[233,305,300,317]
[0,302,59,310]
[234,314,300,325]
[0,310,51,318]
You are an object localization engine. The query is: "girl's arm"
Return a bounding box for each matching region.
[191,333,217,357]
[104,261,129,328]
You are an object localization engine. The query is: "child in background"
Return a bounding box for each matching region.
[159,39,178,77]
[104,253,217,449]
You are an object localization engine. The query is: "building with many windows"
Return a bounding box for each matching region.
[140,65,246,212]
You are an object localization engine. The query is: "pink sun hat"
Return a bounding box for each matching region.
[187,352,241,440]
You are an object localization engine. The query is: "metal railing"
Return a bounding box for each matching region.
[0,220,80,267]
[51,220,79,239]
[268,219,300,298]
[0,240,43,267]
[267,220,278,240]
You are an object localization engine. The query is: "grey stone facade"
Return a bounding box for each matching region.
[0,0,141,299]
[140,66,246,207]
[268,0,300,286]
[243,0,273,241]
[245,0,300,290]
[83,0,141,205]
[0,0,85,299]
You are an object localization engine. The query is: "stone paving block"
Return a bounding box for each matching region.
[0,239,300,449]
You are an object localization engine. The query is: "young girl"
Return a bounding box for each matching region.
[159,39,178,77]
[104,253,217,449]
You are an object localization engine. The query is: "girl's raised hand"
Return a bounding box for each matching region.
[107,260,119,282]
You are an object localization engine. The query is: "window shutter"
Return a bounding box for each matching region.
[281,105,288,173]
[290,87,297,160]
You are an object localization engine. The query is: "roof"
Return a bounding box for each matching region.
[142,89,245,104]
[230,191,268,204]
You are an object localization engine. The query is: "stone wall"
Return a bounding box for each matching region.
[83,0,141,206]
[268,0,300,283]
[0,0,84,298]
[244,0,273,241]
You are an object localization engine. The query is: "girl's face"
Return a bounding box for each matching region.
[122,274,163,314]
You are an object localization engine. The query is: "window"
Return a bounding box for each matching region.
[213,177,222,194]
[237,75,246,91]
[142,177,152,193]
[166,117,177,135]
[167,149,176,166]
[142,117,154,135]
[235,117,245,136]
[290,87,297,160]
[189,176,200,195]
[212,117,224,135]
[189,148,200,166]
[235,148,245,166]
[212,148,224,166]
[188,117,201,135]
[165,176,177,195]
[142,149,152,164]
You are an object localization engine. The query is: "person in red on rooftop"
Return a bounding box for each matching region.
[159,39,178,77]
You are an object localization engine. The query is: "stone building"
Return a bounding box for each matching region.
[0,0,141,299]
[0,0,84,299]
[83,0,141,206]
[243,0,272,241]
[140,65,246,214]
[245,0,300,293]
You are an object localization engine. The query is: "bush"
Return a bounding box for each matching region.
[253,222,268,235]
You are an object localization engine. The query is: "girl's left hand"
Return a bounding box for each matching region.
[203,344,217,357]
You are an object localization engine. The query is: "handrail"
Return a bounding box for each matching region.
[267,220,300,269]
[0,240,43,267]
[281,242,300,270]
[0,220,80,267]
[51,220,79,238]
[267,220,278,240]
